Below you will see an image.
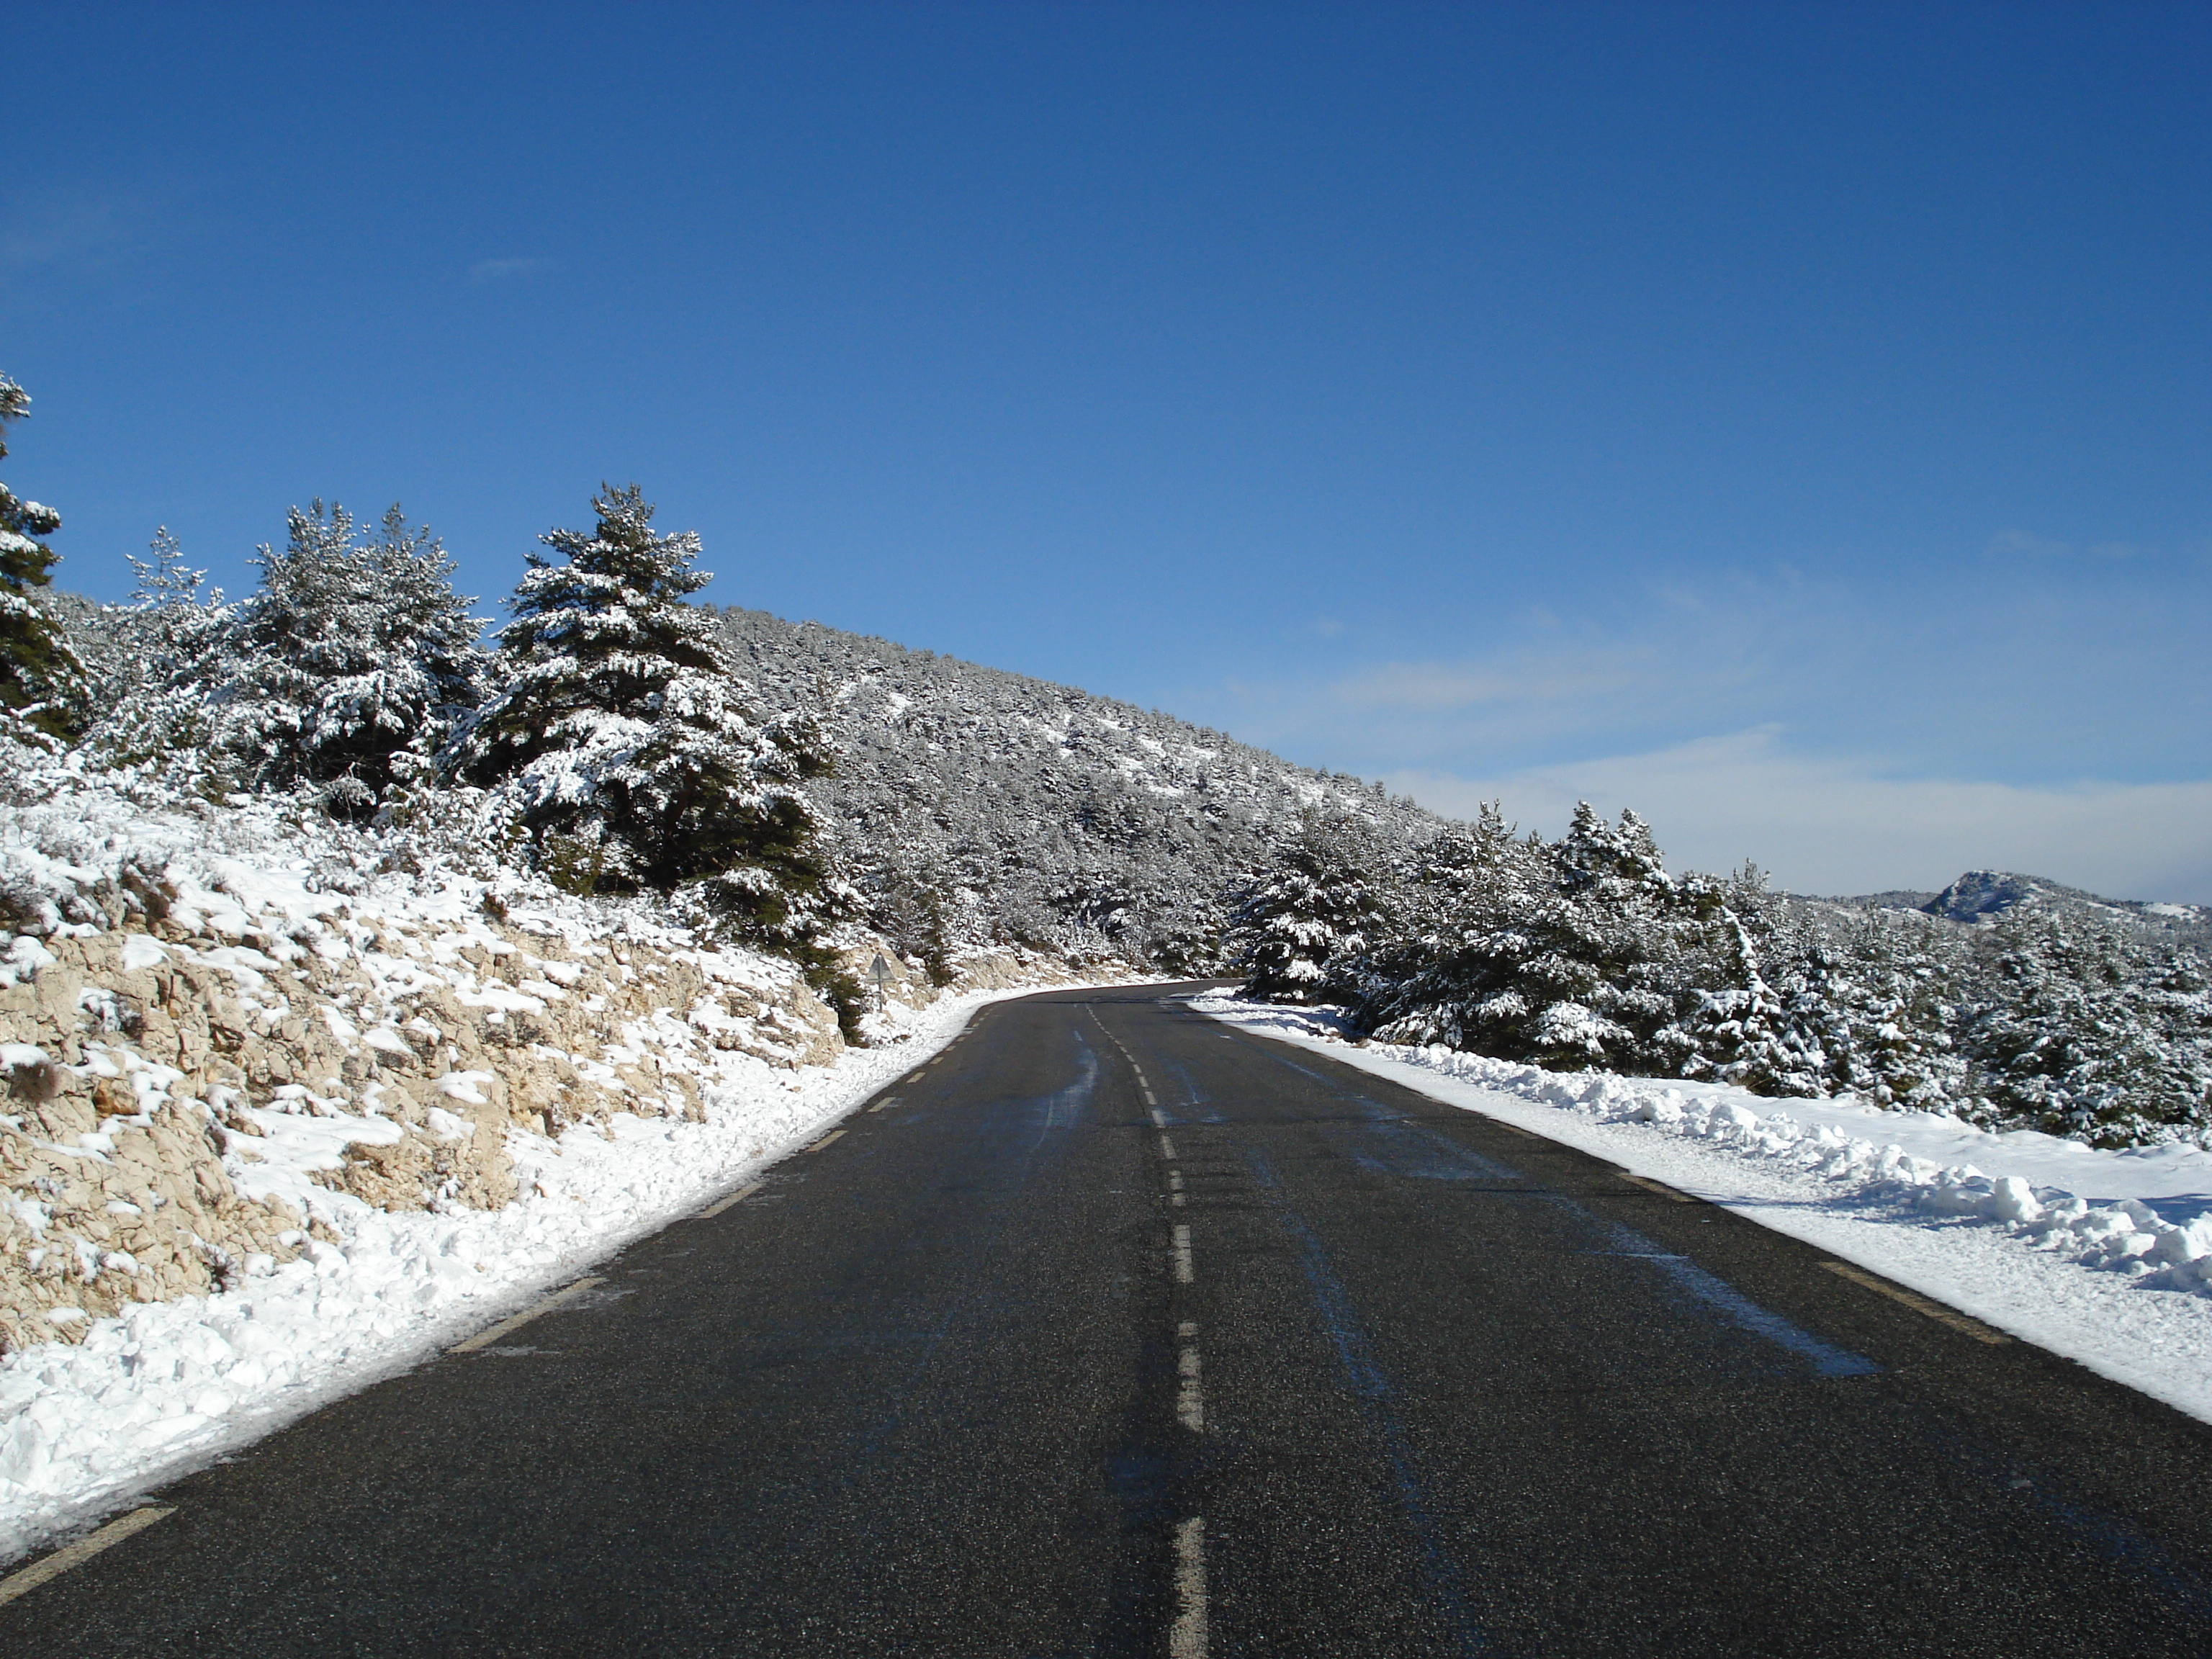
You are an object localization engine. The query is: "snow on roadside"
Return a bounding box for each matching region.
[0,980,1083,1565]
[1187,992,2212,1424]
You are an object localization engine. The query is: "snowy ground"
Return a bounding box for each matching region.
[1187,993,2212,1424]
[0,981,1107,1565]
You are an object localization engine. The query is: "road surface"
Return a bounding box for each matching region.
[9,984,2212,1655]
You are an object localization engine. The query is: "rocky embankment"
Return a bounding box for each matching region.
[0,870,1074,1357]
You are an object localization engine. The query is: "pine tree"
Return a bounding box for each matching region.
[1228,815,1388,1003]
[1346,804,1726,1074]
[76,527,238,770]
[1672,887,1833,1097]
[1957,916,2212,1146]
[452,484,833,917]
[0,374,86,747]
[217,501,485,810]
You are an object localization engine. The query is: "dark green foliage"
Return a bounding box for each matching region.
[1246,793,2212,1148]
[1228,814,1389,1003]
[454,485,835,921]
[0,374,86,745]
[221,502,486,808]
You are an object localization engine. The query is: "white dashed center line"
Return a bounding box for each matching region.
[1177,1340,1205,1431]
[1089,1005,1212,1653]
[1169,1516,1209,1658]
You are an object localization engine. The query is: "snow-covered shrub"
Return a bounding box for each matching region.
[1956,917,2212,1147]
[1346,804,1727,1073]
[71,529,238,781]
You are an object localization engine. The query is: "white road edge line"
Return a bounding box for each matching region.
[1172,1223,1195,1284]
[1170,1516,1209,1659]
[0,1506,174,1609]
[695,1182,763,1219]
[449,1276,607,1353]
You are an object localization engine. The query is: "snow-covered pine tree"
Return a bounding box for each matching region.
[452,484,833,923]
[0,374,86,747]
[75,527,238,770]
[218,502,485,811]
[1957,914,2212,1146]
[1670,876,1833,1096]
[1228,814,1388,1003]
[1333,805,1541,1043]
[1346,804,1721,1073]
[1809,914,1966,1111]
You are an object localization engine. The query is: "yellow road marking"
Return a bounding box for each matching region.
[450,1277,606,1353]
[1621,1173,1699,1204]
[0,1506,174,1609]
[1822,1262,2011,1344]
[696,1182,762,1218]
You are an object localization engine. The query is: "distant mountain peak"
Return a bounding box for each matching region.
[1922,871,2046,923]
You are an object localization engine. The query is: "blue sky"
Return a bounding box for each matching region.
[6,2,2208,898]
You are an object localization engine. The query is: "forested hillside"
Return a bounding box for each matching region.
[712,605,1439,974]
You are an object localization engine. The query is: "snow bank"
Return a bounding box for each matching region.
[1189,994,2212,1422]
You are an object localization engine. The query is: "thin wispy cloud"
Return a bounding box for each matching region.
[468,256,553,283]
[0,193,148,272]
[1334,656,1655,714]
[1987,529,2144,562]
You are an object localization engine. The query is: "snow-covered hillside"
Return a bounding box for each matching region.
[1811,868,2212,949]
[714,605,1444,969]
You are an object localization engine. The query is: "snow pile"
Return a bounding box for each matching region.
[1190,992,2212,1419]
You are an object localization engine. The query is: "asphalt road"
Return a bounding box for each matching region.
[9,984,2212,1655]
